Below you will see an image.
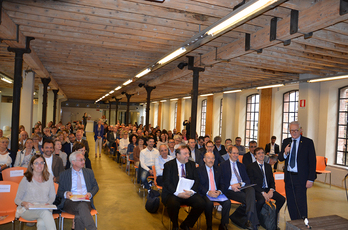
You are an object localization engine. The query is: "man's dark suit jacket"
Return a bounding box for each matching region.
[57,168,99,210]
[247,161,275,194]
[107,131,118,147]
[199,149,224,167]
[162,159,200,204]
[197,165,222,196]
[278,136,316,185]
[265,143,280,154]
[50,154,64,182]
[63,142,74,169]
[219,160,251,195]
[242,152,253,167]
[190,148,203,165]
[214,145,227,157]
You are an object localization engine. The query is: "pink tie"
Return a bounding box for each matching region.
[209,168,216,191]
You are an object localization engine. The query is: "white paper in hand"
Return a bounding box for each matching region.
[175,177,194,194]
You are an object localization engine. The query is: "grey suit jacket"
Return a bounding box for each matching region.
[51,154,64,182]
[57,168,99,210]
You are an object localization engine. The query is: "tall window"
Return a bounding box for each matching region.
[200,99,207,136]
[336,86,348,166]
[174,102,178,129]
[219,98,223,136]
[282,90,299,141]
[245,94,259,145]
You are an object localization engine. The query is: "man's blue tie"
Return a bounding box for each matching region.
[260,164,266,188]
[290,140,297,168]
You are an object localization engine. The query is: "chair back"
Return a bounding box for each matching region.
[238,155,243,162]
[2,167,27,184]
[0,181,19,212]
[54,182,59,194]
[273,172,286,197]
[316,156,327,171]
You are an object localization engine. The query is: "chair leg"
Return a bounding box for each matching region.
[330,173,331,188]
[95,214,97,228]
[61,217,64,230]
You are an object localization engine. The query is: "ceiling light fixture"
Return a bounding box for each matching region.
[123,79,132,86]
[115,86,122,91]
[256,84,284,89]
[158,47,186,65]
[183,96,191,99]
[307,75,348,83]
[0,73,13,84]
[224,89,242,94]
[200,93,214,97]
[207,0,280,36]
[170,98,178,101]
[160,100,167,102]
[135,68,151,78]
[109,90,114,94]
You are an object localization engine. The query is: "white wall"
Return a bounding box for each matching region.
[61,107,105,125]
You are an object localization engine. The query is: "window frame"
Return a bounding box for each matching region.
[245,94,259,146]
[336,86,348,166]
[281,90,299,142]
[200,99,207,136]
[219,98,223,136]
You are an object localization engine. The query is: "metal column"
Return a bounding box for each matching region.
[41,78,51,127]
[7,36,35,161]
[52,89,59,125]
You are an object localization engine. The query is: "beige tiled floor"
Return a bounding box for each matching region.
[2,133,348,229]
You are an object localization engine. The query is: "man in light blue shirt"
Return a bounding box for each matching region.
[155,144,174,186]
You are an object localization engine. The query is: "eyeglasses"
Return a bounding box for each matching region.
[33,161,45,166]
[290,129,300,133]
[74,159,85,162]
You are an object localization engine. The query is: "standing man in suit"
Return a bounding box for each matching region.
[242,141,257,167]
[183,117,191,140]
[197,152,231,230]
[278,121,316,220]
[42,140,64,183]
[58,152,99,230]
[162,145,205,230]
[265,136,280,171]
[188,138,203,167]
[247,147,285,229]
[220,146,259,230]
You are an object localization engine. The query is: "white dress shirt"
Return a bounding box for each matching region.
[283,136,300,173]
[45,155,53,176]
[140,147,159,171]
[154,155,173,176]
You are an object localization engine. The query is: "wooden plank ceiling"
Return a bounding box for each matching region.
[0,0,348,103]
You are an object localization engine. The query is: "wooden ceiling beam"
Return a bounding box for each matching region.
[0,8,65,97]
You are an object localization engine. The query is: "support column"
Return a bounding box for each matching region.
[113,97,121,125]
[145,86,156,131]
[125,93,133,125]
[37,84,43,123]
[259,88,272,148]
[41,78,51,127]
[52,89,59,125]
[20,70,35,133]
[109,101,112,124]
[8,36,35,160]
[158,102,162,129]
[176,99,182,132]
[187,56,205,139]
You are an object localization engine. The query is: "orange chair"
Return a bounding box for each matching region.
[60,209,98,230]
[2,167,27,184]
[238,155,243,163]
[18,181,60,228]
[0,181,19,230]
[273,172,287,213]
[152,165,162,190]
[316,156,331,187]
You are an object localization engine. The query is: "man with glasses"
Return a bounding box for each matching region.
[242,141,257,167]
[58,152,99,230]
[168,138,176,157]
[202,141,224,167]
[42,140,64,183]
[278,121,316,220]
[234,137,246,155]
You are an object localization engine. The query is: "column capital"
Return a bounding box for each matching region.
[41,77,51,86]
